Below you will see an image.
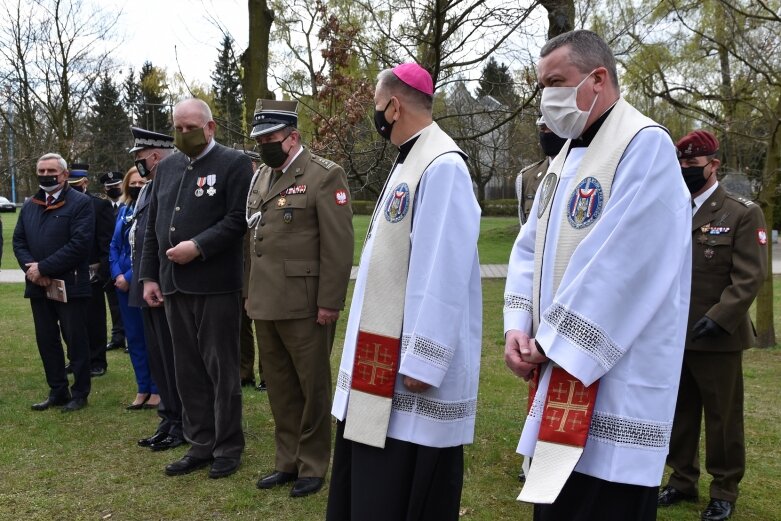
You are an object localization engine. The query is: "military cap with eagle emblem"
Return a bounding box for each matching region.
[250,99,299,138]
[99,170,124,187]
[129,126,175,153]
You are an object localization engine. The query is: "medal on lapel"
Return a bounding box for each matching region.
[206,174,217,196]
[283,208,293,223]
[704,247,715,259]
[277,197,287,207]
[195,177,205,197]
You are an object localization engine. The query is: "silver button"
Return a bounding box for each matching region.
[175,206,180,211]
[170,226,176,231]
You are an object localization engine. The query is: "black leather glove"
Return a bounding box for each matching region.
[691,316,727,342]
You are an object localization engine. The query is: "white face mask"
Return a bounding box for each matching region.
[540,69,599,139]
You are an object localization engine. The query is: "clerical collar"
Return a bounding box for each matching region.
[397,133,422,164]
[570,103,617,148]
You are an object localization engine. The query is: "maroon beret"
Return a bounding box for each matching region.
[676,130,719,159]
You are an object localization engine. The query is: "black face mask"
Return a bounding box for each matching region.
[374,99,395,141]
[259,134,291,169]
[681,162,713,194]
[539,131,567,158]
[127,186,142,200]
[38,175,60,191]
[107,187,122,199]
[135,158,152,178]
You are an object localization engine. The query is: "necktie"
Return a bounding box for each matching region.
[46,195,55,206]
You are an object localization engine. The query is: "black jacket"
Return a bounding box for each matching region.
[139,143,253,294]
[128,182,152,308]
[13,185,95,299]
[87,192,115,284]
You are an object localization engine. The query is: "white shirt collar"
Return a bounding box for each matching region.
[693,181,718,213]
[193,138,217,161]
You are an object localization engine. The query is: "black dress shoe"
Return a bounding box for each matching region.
[658,485,697,507]
[257,470,297,489]
[105,341,125,351]
[256,380,267,392]
[138,431,168,447]
[150,435,185,452]
[90,366,107,377]
[209,457,240,479]
[61,397,88,413]
[701,499,734,521]
[164,455,212,476]
[240,377,256,387]
[290,477,324,498]
[31,395,70,411]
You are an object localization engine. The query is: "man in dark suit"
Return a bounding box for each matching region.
[67,164,115,377]
[13,153,94,412]
[101,170,126,352]
[246,99,354,498]
[129,126,185,452]
[139,98,252,479]
[658,130,767,521]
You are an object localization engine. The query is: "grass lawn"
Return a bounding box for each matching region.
[0,278,780,520]
[351,214,518,265]
[3,212,519,269]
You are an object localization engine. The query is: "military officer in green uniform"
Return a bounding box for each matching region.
[245,99,354,498]
[515,116,566,224]
[658,130,767,521]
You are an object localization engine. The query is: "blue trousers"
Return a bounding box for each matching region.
[116,288,157,394]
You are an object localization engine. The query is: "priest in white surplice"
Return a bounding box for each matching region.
[326,63,482,521]
[504,30,692,521]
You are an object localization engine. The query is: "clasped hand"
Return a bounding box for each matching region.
[504,330,548,381]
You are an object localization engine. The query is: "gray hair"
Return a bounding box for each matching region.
[377,69,433,112]
[540,30,619,89]
[37,152,67,171]
[173,98,213,125]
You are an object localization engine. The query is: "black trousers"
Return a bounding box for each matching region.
[141,306,182,439]
[533,471,658,521]
[30,297,91,399]
[104,284,125,345]
[326,421,464,521]
[164,292,244,459]
[86,282,108,370]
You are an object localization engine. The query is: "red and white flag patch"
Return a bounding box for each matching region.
[335,189,349,206]
[758,228,768,245]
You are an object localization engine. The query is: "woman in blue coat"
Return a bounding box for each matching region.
[110,167,159,409]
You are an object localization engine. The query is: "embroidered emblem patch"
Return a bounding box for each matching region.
[758,228,767,245]
[335,189,349,206]
[384,183,410,223]
[567,177,604,229]
[536,172,558,219]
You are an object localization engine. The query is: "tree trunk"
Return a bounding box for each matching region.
[754,101,780,348]
[241,0,275,131]
[540,0,574,40]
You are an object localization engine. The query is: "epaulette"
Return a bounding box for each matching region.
[311,155,336,170]
[517,158,546,176]
[727,193,755,207]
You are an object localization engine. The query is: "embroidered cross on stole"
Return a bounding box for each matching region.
[343,123,464,448]
[520,98,661,504]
